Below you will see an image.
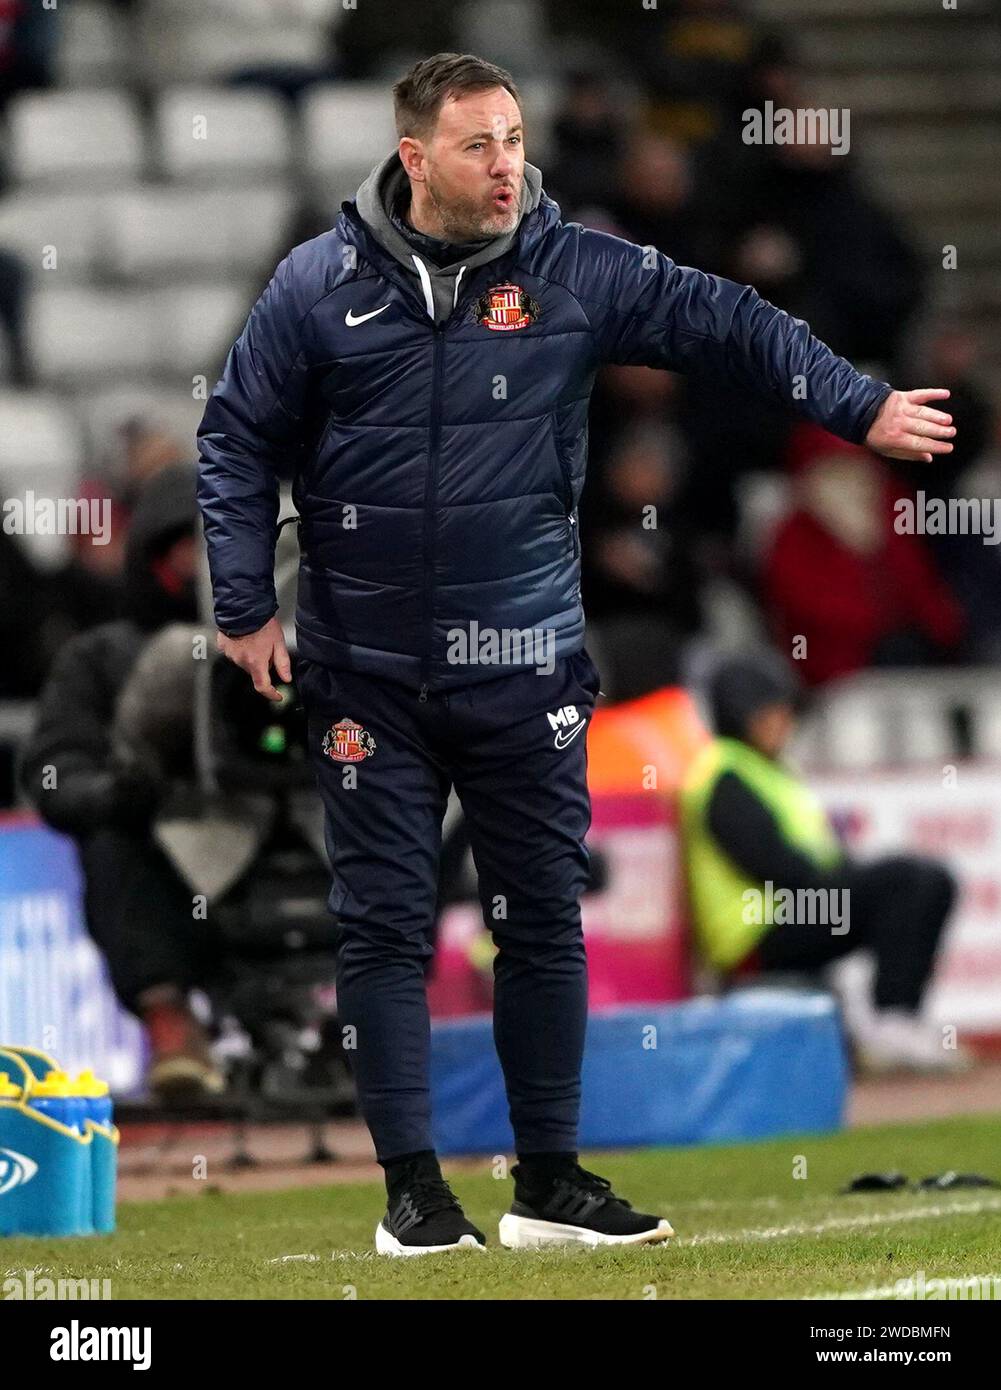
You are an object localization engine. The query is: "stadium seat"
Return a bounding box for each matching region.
[0,191,110,283]
[6,91,146,185]
[795,687,886,769]
[514,77,557,165]
[154,88,292,181]
[79,387,208,462]
[57,1,132,87]
[796,673,966,769]
[103,186,293,281]
[30,279,252,388]
[0,391,84,477]
[302,83,398,183]
[972,695,1001,761]
[138,12,326,86]
[896,695,954,763]
[0,391,86,567]
[147,283,253,378]
[27,288,159,384]
[139,0,331,25]
[456,0,552,78]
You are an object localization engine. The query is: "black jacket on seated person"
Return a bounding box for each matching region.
[20,465,198,837]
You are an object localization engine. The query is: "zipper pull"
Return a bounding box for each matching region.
[418,683,429,703]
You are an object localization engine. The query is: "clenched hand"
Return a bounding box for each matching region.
[216,615,292,702]
[865,388,955,463]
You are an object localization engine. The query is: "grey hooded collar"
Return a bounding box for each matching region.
[354,153,544,324]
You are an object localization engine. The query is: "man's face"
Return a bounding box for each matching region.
[403,86,525,240]
[747,702,796,759]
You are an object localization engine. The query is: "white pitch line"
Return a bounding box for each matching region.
[805,1271,1001,1301]
[262,1198,1001,1263]
[677,1196,1001,1247]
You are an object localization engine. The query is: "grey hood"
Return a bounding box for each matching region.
[354,152,544,325]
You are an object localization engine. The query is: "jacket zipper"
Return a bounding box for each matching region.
[556,439,580,559]
[420,326,445,699]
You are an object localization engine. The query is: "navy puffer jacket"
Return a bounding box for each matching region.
[197,186,891,691]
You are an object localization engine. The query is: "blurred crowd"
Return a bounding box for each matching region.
[2,0,999,718]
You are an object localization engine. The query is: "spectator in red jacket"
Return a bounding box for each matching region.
[0,0,56,111]
[762,425,964,686]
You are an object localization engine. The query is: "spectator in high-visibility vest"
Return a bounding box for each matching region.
[680,651,970,1073]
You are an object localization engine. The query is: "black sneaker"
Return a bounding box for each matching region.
[376,1161,486,1257]
[499,1162,674,1248]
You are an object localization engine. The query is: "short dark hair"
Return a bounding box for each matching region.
[393,52,520,140]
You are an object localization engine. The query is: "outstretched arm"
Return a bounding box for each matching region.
[576,230,954,462]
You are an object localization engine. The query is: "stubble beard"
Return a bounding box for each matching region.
[425,170,523,242]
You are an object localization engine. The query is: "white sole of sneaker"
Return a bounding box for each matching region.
[374,1221,486,1257]
[498,1213,675,1249]
[856,1050,974,1078]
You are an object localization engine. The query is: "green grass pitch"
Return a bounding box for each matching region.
[3,1116,1000,1300]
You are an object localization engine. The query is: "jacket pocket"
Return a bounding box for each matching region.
[550,411,589,511]
[553,417,580,509]
[553,417,584,560]
[294,655,339,710]
[555,441,575,513]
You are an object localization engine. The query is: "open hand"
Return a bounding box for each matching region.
[865,388,955,463]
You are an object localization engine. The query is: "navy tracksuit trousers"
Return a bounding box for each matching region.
[297,650,601,1162]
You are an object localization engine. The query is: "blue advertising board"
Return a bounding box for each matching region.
[0,819,144,1094]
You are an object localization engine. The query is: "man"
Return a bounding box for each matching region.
[680,652,967,1073]
[22,464,226,1099]
[198,53,954,1254]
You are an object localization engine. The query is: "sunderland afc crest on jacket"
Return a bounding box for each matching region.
[475,283,539,332]
[322,718,377,763]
